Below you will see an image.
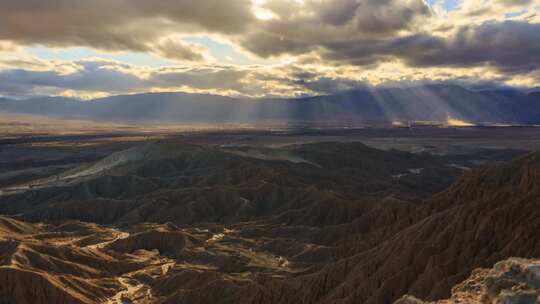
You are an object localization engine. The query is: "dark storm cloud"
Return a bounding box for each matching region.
[318,21,540,73]
[276,0,431,34]
[236,1,540,74]
[317,0,360,26]
[395,21,540,73]
[3,0,536,73]
[0,0,255,52]
[353,0,431,34]
[238,0,432,58]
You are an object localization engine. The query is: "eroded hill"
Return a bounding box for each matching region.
[0,139,538,303]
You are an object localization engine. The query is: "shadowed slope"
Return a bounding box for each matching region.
[247,152,540,304]
[0,141,463,225]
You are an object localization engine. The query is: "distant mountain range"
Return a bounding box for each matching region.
[1,85,540,125]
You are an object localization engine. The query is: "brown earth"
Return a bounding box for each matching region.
[0,139,538,303]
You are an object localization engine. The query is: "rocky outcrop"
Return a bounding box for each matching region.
[395,258,540,304]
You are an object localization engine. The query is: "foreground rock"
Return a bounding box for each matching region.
[395,258,540,304]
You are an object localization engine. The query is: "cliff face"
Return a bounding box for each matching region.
[395,258,540,304]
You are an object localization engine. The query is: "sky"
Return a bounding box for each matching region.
[0,0,539,99]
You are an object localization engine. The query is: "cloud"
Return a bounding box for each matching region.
[0,61,144,95]
[0,0,255,52]
[300,20,540,75]
[0,54,526,100]
[293,76,368,95]
[266,0,430,34]
[497,0,535,6]
[0,60,263,97]
[149,66,249,91]
[151,39,211,62]
[0,0,539,98]
[0,0,432,61]
[235,0,540,72]
[0,41,18,52]
[442,0,540,23]
[393,21,540,73]
[237,0,431,58]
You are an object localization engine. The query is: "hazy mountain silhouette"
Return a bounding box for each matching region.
[1,85,540,125]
